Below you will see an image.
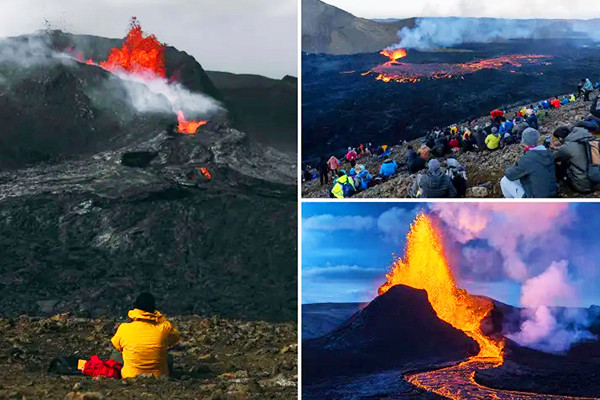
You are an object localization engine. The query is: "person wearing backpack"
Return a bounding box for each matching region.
[330,170,356,199]
[553,126,596,193]
[445,158,468,197]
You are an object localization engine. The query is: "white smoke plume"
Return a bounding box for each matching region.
[111,70,223,117]
[508,261,596,353]
[393,17,600,50]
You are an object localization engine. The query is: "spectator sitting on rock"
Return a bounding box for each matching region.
[550,96,561,108]
[330,169,356,199]
[501,128,557,198]
[473,127,487,152]
[553,126,596,194]
[354,164,373,191]
[445,158,468,198]
[406,145,426,173]
[378,157,398,180]
[485,127,501,150]
[526,110,539,130]
[418,144,431,161]
[111,293,180,379]
[410,159,457,198]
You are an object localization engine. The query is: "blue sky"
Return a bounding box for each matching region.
[302,202,600,307]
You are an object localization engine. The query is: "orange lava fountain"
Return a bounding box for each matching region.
[380,48,408,62]
[77,17,207,134]
[378,213,504,361]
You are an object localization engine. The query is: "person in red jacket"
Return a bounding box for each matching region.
[550,97,561,108]
[345,147,358,167]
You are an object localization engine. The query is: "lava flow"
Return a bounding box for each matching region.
[363,47,552,83]
[378,212,504,361]
[76,17,207,134]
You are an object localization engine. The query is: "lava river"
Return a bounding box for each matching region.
[379,214,598,400]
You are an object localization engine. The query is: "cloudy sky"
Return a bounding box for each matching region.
[322,0,600,20]
[0,0,297,79]
[302,202,600,308]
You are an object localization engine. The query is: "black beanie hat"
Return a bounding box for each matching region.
[134,292,156,313]
[553,126,571,140]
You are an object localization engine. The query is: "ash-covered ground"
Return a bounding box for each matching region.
[302,39,600,161]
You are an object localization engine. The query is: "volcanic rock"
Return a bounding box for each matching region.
[302,285,479,379]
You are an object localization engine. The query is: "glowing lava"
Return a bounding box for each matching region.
[365,50,552,83]
[99,17,166,78]
[378,213,504,361]
[177,110,207,134]
[75,17,207,134]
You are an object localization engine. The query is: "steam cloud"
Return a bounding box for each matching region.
[428,203,597,353]
[392,17,600,50]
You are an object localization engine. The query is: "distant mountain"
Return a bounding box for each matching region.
[302,302,366,339]
[302,0,414,55]
[206,71,297,154]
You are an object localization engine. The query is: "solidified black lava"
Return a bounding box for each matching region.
[302,285,478,380]
[302,39,600,161]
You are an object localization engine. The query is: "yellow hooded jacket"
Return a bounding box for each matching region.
[485,133,500,150]
[111,309,180,379]
[331,175,355,199]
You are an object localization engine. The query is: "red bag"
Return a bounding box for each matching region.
[82,355,122,379]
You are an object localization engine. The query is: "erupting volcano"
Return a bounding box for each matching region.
[363,47,552,83]
[379,213,504,361]
[77,17,207,134]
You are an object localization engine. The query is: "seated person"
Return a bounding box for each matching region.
[331,170,356,198]
[553,126,596,193]
[378,157,398,178]
[501,128,557,198]
[485,128,501,150]
[111,293,180,379]
[406,146,426,173]
[354,165,372,191]
[413,159,457,198]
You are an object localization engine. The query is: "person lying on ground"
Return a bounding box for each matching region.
[501,128,557,198]
[553,126,596,194]
[111,293,180,379]
[330,169,356,199]
[412,159,457,198]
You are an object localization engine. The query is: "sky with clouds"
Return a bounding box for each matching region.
[322,0,600,20]
[302,202,600,307]
[0,0,297,79]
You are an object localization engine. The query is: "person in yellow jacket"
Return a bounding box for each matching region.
[111,293,180,379]
[330,171,356,199]
[569,94,576,102]
[485,128,501,150]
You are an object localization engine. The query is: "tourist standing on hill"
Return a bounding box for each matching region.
[583,78,594,101]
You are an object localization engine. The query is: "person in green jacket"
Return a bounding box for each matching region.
[485,127,501,150]
[330,170,356,199]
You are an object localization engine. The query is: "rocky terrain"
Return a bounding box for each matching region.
[302,0,414,55]
[303,94,600,198]
[0,314,297,400]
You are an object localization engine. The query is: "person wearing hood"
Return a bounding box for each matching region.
[415,159,457,198]
[501,128,557,198]
[583,78,594,101]
[445,158,468,197]
[111,293,180,379]
[354,164,372,191]
[379,157,398,179]
[331,170,356,198]
[406,145,426,173]
[485,127,501,150]
[553,126,596,193]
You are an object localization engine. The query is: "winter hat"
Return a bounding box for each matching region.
[491,127,498,134]
[428,159,441,172]
[553,126,570,140]
[355,165,364,172]
[522,128,541,146]
[445,158,460,168]
[134,292,156,313]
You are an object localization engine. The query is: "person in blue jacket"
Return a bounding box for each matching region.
[498,117,513,134]
[379,157,398,179]
[354,164,372,191]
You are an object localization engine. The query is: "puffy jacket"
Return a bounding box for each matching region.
[485,134,500,150]
[345,150,357,161]
[474,130,486,150]
[406,150,426,173]
[419,170,457,198]
[331,175,355,199]
[569,94,576,102]
[554,127,595,193]
[355,170,372,190]
[526,114,539,130]
[111,309,180,379]
[561,97,570,105]
[551,99,561,108]
[379,159,398,177]
[583,79,594,91]
[327,156,340,170]
[499,121,513,134]
[490,109,504,119]
[505,146,557,198]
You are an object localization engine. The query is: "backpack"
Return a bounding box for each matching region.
[341,179,355,197]
[585,139,600,184]
[447,167,468,197]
